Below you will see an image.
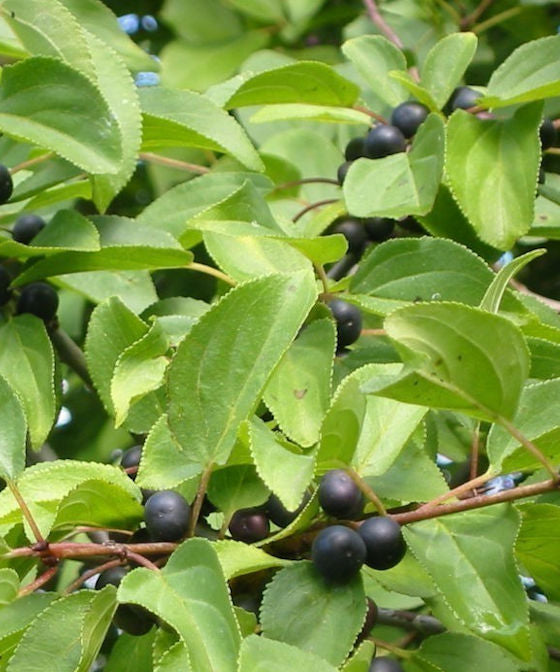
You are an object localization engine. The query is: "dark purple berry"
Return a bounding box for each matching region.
[319,469,363,519]
[95,566,127,590]
[540,119,557,150]
[364,217,395,242]
[364,125,406,159]
[328,299,362,351]
[369,658,404,672]
[265,492,310,528]
[448,86,479,111]
[121,445,142,480]
[16,282,58,322]
[345,137,366,161]
[229,508,270,543]
[144,490,190,542]
[390,102,429,137]
[358,517,406,570]
[331,218,367,256]
[337,161,353,185]
[0,165,13,204]
[12,214,46,245]
[312,525,366,583]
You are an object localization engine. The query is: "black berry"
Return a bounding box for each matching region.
[121,445,142,480]
[370,658,404,672]
[266,492,310,528]
[364,217,395,242]
[337,160,352,185]
[331,218,367,256]
[447,86,479,111]
[358,517,406,570]
[95,566,127,590]
[95,568,155,636]
[398,216,423,233]
[0,165,13,204]
[0,265,11,306]
[311,525,366,583]
[364,125,406,159]
[319,469,363,519]
[328,299,362,351]
[390,102,429,137]
[12,214,46,245]
[540,119,557,150]
[144,490,190,542]
[229,508,270,543]
[345,137,366,161]
[16,282,59,322]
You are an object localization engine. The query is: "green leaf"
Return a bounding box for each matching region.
[118,538,240,672]
[480,249,546,313]
[238,635,338,672]
[105,632,155,672]
[224,62,360,108]
[0,57,122,174]
[227,0,284,22]
[341,640,375,672]
[343,114,445,218]
[486,379,560,472]
[214,539,289,580]
[248,418,315,510]
[408,633,519,672]
[363,302,529,422]
[445,104,541,250]
[155,641,192,672]
[7,588,116,672]
[85,296,148,415]
[0,570,18,606]
[111,321,170,427]
[482,35,560,107]
[260,562,366,666]
[250,103,371,125]
[420,33,478,110]
[527,337,560,380]
[350,238,494,305]
[166,271,317,468]
[404,506,531,659]
[207,465,269,519]
[0,316,55,451]
[263,319,335,447]
[517,503,560,602]
[0,376,26,482]
[388,71,438,112]
[140,87,263,172]
[341,35,408,109]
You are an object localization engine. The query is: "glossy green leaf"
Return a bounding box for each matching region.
[341,641,375,672]
[343,114,445,218]
[118,538,240,672]
[388,71,438,112]
[250,103,371,125]
[105,632,155,672]
[155,641,192,672]
[238,635,338,672]
[207,465,269,519]
[517,503,560,601]
[0,377,26,482]
[0,570,18,606]
[167,271,317,468]
[214,539,289,580]
[0,316,55,450]
[363,302,529,422]
[482,35,560,107]
[342,35,408,108]
[420,33,478,109]
[140,87,263,172]
[404,506,531,659]
[446,105,541,249]
[7,588,116,672]
[261,562,365,666]
[0,57,122,174]
[527,337,560,380]
[249,418,315,510]
[223,62,359,108]
[350,238,494,304]
[263,319,335,447]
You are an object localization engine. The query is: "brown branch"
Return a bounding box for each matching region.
[460,0,495,29]
[5,541,177,560]
[8,481,45,544]
[347,468,387,516]
[10,152,54,175]
[139,152,209,174]
[469,423,481,482]
[18,565,58,597]
[377,608,445,634]
[362,0,403,48]
[49,328,93,389]
[188,464,214,537]
[126,550,160,571]
[361,328,387,336]
[293,199,339,223]
[64,558,123,594]
[187,262,236,287]
[472,6,524,33]
[416,472,493,511]
[353,105,388,125]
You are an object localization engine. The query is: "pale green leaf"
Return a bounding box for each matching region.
[0,570,18,606]
[214,539,289,580]
[0,376,26,482]
[250,103,371,125]
[388,71,439,111]
[238,635,338,672]
[207,465,269,518]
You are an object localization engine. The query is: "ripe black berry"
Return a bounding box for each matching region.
[311,525,366,583]
[540,119,557,150]
[95,566,128,590]
[95,568,155,636]
[12,214,46,245]
[328,299,362,351]
[364,125,406,159]
[0,265,11,306]
[229,508,270,543]
[447,86,479,111]
[331,218,367,256]
[370,657,404,672]
[337,161,352,185]
[121,445,142,480]
[390,102,429,138]
[16,282,59,322]
[0,165,13,204]
[144,490,190,542]
[319,469,363,519]
[345,137,366,161]
[358,517,406,570]
[364,217,395,242]
[265,492,310,528]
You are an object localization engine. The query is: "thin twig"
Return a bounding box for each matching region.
[18,566,58,597]
[416,472,493,511]
[49,328,93,389]
[64,558,123,594]
[188,464,214,537]
[460,0,494,28]
[353,105,387,125]
[314,263,331,295]
[4,541,177,560]
[271,177,339,193]
[187,262,236,286]
[361,328,387,336]
[362,0,403,48]
[499,417,559,481]
[139,152,209,174]
[10,153,54,175]
[126,550,159,571]
[472,6,524,33]
[547,147,560,155]
[293,199,339,224]
[469,422,481,482]
[8,481,45,544]
[347,468,387,515]
[367,636,412,658]
[377,608,445,634]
